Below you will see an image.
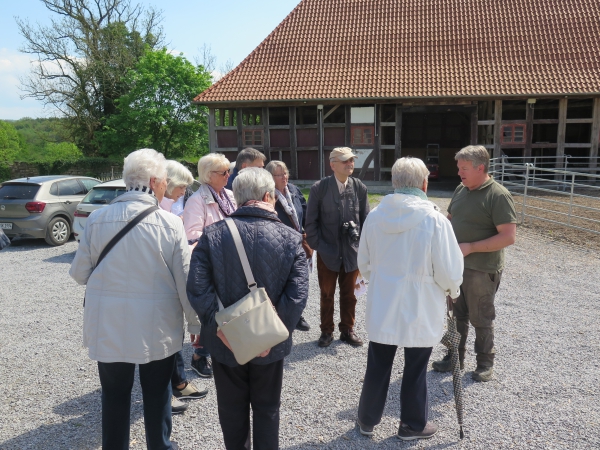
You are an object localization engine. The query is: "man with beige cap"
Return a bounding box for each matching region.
[305,147,370,348]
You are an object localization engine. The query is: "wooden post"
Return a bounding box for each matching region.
[208,108,216,154]
[345,105,351,146]
[524,101,534,159]
[493,100,502,158]
[395,105,402,160]
[590,98,600,173]
[236,108,243,151]
[289,107,298,179]
[556,98,567,168]
[317,106,324,179]
[470,106,478,145]
[262,107,270,161]
[374,104,381,181]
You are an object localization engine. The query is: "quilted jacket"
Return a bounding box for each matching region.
[187,205,309,367]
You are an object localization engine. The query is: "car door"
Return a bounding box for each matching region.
[56,179,87,218]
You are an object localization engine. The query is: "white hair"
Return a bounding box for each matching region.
[265,160,289,176]
[391,157,430,189]
[165,160,194,196]
[232,167,275,206]
[123,148,167,190]
[455,145,490,173]
[197,153,230,184]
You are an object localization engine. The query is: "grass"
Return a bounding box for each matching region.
[300,188,384,208]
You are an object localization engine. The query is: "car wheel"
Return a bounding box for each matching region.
[45,217,71,246]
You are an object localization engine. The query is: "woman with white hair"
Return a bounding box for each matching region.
[160,160,194,216]
[355,157,463,441]
[70,148,200,450]
[187,167,308,450]
[183,153,237,378]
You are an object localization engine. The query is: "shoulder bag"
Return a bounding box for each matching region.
[215,217,289,365]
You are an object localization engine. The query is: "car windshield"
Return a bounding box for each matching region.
[81,187,126,204]
[0,184,40,200]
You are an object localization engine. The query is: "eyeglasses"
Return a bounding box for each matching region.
[211,169,230,176]
[273,173,289,178]
[332,158,355,165]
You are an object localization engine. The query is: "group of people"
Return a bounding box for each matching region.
[69,143,516,449]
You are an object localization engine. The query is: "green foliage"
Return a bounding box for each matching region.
[0,121,23,163]
[34,157,121,177]
[0,163,11,182]
[10,117,72,161]
[43,142,83,162]
[97,49,213,160]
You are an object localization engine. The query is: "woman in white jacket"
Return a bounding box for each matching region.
[70,149,200,450]
[355,157,463,441]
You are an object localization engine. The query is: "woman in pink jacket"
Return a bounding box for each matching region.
[183,153,237,377]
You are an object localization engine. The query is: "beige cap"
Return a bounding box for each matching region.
[329,147,357,161]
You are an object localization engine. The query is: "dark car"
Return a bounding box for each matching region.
[0,175,100,246]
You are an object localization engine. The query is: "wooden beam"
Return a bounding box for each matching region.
[524,102,534,159]
[345,105,351,146]
[493,100,502,158]
[470,107,478,145]
[262,107,270,160]
[289,107,298,179]
[323,105,340,121]
[556,98,567,168]
[395,105,402,160]
[208,108,216,154]
[317,107,324,178]
[236,108,243,151]
[590,98,600,173]
[374,104,381,181]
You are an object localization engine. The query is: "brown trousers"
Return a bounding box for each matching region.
[453,268,502,368]
[316,253,359,334]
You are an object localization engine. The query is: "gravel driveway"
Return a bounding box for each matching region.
[1,195,599,449]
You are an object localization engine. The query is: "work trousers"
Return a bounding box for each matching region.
[316,253,359,334]
[212,358,284,450]
[358,343,433,431]
[97,354,175,450]
[453,268,502,368]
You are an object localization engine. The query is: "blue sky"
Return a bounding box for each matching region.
[0,0,300,120]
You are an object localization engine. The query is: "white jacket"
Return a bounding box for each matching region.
[70,191,200,364]
[358,193,463,347]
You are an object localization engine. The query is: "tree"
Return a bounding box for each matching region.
[0,121,23,163]
[98,49,213,159]
[17,0,164,155]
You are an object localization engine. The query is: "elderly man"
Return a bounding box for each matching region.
[432,145,517,382]
[355,157,463,440]
[225,147,266,190]
[187,167,308,450]
[305,147,370,348]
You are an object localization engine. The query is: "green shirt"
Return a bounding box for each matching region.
[448,177,517,273]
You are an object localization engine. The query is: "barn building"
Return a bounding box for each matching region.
[193,0,600,181]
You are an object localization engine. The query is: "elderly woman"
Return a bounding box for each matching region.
[183,153,237,378]
[70,148,200,450]
[265,160,311,332]
[355,157,463,441]
[160,160,194,216]
[187,167,308,450]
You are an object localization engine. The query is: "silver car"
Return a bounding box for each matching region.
[0,175,100,246]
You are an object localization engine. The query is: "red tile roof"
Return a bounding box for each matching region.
[194,0,600,104]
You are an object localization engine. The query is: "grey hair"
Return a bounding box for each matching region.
[165,160,194,196]
[455,145,490,173]
[232,167,275,206]
[235,147,266,170]
[123,148,167,190]
[197,153,230,184]
[265,160,289,176]
[391,157,430,189]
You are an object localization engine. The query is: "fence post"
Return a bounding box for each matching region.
[522,163,531,224]
[501,156,505,184]
[568,172,575,226]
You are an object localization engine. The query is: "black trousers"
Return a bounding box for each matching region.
[212,358,284,450]
[358,342,432,431]
[97,354,175,450]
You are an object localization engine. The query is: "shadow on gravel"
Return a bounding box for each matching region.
[285,340,352,366]
[44,251,77,264]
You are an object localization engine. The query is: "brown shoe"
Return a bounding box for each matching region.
[340,329,363,346]
[318,333,333,347]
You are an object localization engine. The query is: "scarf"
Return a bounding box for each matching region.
[276,187,300,231]
[127,185,154,196]
[242,200,276,213]
[394,187,428,201]
[207,184,236,216]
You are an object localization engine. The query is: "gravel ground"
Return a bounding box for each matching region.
[1,195,599,449]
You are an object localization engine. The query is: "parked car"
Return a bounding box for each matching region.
[73,179,126,242]
[0,175,100,246]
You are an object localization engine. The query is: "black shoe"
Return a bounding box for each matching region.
[296,316,310,331]
[472,365,494,382]
[318,333,333,347]
[357,418,374,436]
[191,355,213,378]
[432,351,464,372]
[340,329,363,346]
[397,421,438,440]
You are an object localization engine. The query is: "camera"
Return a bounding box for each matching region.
[341,221,360,242]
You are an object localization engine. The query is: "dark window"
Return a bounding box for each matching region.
[58,179,85,196]
[501,124,526,144]
[565,123,592,143]
[566,99,593,119]
[242,109,262,126]
[351,126,374,145]
[380,105,396,123]
[502,101,527,121]
[79,179,100,192]
[533,100,559,120]
[532,124,558,143]
[0,184,40,200]
[243,129,263,146]
[268,107,289,126]
[296,106,318,125]
[216,109,237,127]
[381,126,395,145]
[478,101,495,121]
[81,187,126,204]
[323,106,345,124]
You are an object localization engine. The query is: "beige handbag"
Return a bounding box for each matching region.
[214,217,290,365]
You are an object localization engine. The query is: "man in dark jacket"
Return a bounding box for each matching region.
[187,167,308,450]
[305,147,370,348]
[225,147,266,190]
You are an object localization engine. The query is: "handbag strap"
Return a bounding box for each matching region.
[224,217,257,292]
[95,205,159,269]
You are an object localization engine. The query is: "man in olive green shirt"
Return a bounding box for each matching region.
[433,145,517,382]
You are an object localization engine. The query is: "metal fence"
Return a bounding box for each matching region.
[489,156,600,235]
[97,170,122,182]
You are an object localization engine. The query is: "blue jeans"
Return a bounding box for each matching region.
[98,354,175,450]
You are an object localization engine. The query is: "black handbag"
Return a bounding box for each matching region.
[83,205,158,306]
